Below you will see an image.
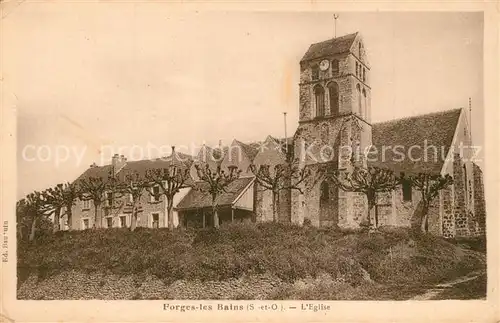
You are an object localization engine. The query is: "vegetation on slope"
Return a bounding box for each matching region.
[18,222,485,298]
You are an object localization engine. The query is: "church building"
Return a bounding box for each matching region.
[66,32,486,239]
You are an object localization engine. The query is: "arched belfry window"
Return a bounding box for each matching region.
[362,88,367,118]
[362,68,366,82]
[312,65,319,80]
[314,84,325,118]
[355,62,359,76]
[328,82,339,116]
[320,181,330,201]
[356,84,362,115]
[332,59,339,75]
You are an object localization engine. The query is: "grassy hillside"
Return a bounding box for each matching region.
[18,223,486,299]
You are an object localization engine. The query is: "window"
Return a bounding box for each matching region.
[463,164,468,204]
[119,216,127,228]
[356,84,362,115]
[105,192,113,207]
[328,82,339,116]
[82,219,89,230]
[362,88,367,118]
[320,181,329,201]
[402,180,412,201]
[106,217,113,228]
[314,84,325,118]
[355,61,359,76]
[151,213,160,228]
[359,43,362,56]
[151,185,160,202]
[312,65,319,80]
[83,199,90,209]
[362,68,366,82]
[331,59,339,75]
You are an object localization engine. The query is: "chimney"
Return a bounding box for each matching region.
[111,153,126,175]
[90,162,97,168]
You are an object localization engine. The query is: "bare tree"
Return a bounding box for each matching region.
[61,182,79,230]
[250,162,309,222]
[145,164,191,230]
[194,164,241,229]
[119,171,150,231]
[78,177,107,228]
[24,191,52,241]
[43,184,65,232]
[407,173,453,233]
[328,164,400,229]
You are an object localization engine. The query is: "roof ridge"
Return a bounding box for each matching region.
[310,31,358,47]
[373,108,462,126]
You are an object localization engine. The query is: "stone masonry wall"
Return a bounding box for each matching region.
[453,154,469,237]
[17,271,283,300]
[472,164,486,236]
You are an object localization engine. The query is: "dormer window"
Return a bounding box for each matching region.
[312,65,319,80]
[332,59,339,75]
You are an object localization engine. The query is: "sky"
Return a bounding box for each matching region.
[1,4,484,199]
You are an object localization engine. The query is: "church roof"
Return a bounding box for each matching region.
[301,32,358,62]
[369,108,462,175]
[175,177,254,211]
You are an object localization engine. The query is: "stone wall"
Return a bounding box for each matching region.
[472,163,486,236]
[17,271,283,300]
[453,154,469,237]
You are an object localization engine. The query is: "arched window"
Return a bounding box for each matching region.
[463,164,468,204]
[362,68,366,82]
[312,65,319,80]
[328,82,339,116]
[314,84,325,118]
[355,62,359,76]
[356,84,361,115]
[320,181,329,201]
[332,59,339,75]
[359,43,362,56]
[362,88,367,118]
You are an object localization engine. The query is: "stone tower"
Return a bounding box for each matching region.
[291,32,372,228]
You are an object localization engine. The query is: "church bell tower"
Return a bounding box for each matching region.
[291,32,372,228]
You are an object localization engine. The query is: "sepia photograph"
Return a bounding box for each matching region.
[1,2,499,322]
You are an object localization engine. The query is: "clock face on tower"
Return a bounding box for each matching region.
[319,59,330,71]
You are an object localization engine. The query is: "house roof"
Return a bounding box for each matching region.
[234,140,259,161]
[369,108,462,175]
[301,32,358,62]
[175,177,254,210]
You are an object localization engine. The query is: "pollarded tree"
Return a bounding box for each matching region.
[407,173,453,233]
[78,176,107,228]
[119,171,150,231]
[43,184,66,232]
[61,182,80,230]
[24,191,52,241]
[194,164,241,229]
[249,162,310,222]
[145,164,191,230]
[329,164,400,229]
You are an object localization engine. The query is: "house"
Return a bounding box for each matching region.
[65,31,486,238]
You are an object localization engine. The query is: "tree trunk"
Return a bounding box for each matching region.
[410,201,429,234]
[93,204,100,229]
[420,204,430,233]
[130,207,138,232]
[53,208,61,232]
[167,198,174,231]
[366,192,375,229]
[212,195,219,229]
[66,206,73,230]
[29,217,38,242]
[272,191,278,222]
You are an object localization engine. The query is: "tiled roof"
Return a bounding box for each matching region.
[301,32,358,62]
[369,108,462,175]
[73,164,114,185]
[234,140,259,161]
[175,177,254,210]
